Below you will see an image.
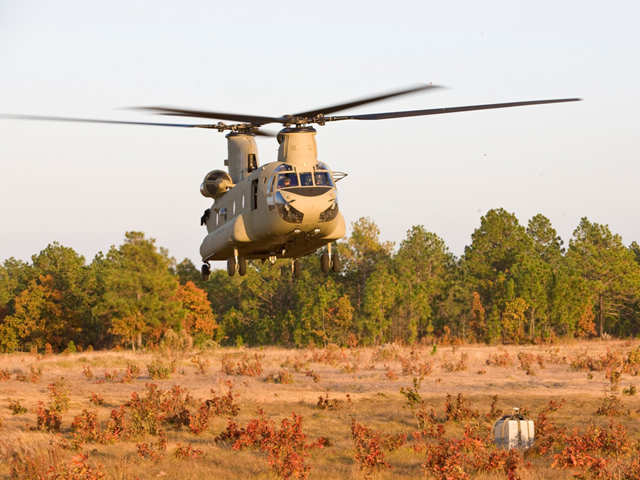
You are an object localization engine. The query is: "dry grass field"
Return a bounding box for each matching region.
[1,340,640,479]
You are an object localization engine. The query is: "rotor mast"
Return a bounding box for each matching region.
[276,127,318,169]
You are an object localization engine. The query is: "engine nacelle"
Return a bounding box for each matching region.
[200,170,234,198]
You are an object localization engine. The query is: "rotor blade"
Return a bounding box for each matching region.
[0,113,203,128]
[326,98,582,121]
[133,107,284,125]
[293,84,443,117]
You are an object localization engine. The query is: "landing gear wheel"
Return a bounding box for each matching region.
[238,257,247,276]
[293,259,302,279]
[320,252,330,274]
[331,253,341,273]
[201,263,210,281]
[227,257,236,277]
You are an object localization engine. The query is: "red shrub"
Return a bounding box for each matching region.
[351,419,406,478]
[218,410,326,479]
[174,444,204,459]
[136,431,167,461]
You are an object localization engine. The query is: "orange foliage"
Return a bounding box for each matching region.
[175,281,217,336]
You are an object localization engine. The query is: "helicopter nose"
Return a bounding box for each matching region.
[282,192,337,224]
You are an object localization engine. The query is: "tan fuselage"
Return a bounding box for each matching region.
[199,129,345,262]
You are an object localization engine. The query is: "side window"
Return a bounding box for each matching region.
[233,201,236,216]
[251,179,258,210]
[314,171,333,186]
[242,194,245,209]
[248,153,257,173]
[220,207,228,223]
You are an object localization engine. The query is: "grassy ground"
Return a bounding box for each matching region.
[1,340,639,479]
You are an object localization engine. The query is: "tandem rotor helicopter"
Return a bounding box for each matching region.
[2,85,581,280]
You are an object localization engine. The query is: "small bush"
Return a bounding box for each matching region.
[316,393,351,411]
[48,377,70,413]
[351,419,406,478]
[35,402,61,432]
[82,365,94,380]
[221,353,264,376]
[444,393,478,422]
[174,444,204,459]
[9,399,28,415]
[622,384,636,396]
[16,365,42,383]
[217,410,327,480]
[400,378,424,409]
[595,394,629,416]
[147,359,175,380]
[8,449,106,480]
[442,353,468,372]
[89,393,104,406]
[0,369,11,381]
[121,363,140,383]
[136,431,167,461]
[190,355,210,375]
[486,351,513,367]
[265,370,294,384]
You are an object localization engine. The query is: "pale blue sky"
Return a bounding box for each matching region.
[1,1,639,265]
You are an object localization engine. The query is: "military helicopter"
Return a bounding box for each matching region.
[1,85,581,279]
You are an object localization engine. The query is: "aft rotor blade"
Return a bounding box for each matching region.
[293,84,442,117]
[0,113,203,128]
[134,107,284,125]
[326,98,582,121]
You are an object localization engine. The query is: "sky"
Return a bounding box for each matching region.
[1,1,639,267]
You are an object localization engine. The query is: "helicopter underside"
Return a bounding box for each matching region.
[200,211,345,262]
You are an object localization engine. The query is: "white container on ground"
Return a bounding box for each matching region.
[493,408,535,450]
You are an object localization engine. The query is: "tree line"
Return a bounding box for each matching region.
[1,209,640,352]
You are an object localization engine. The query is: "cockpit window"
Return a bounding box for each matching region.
[275,164,294,172]
[314,171,333,186]
[299,172,314,186]
[278,173,299,188]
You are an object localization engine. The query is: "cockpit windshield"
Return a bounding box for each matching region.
[277,171,334,189]
[277,173,299,188]
[299,172,314,186]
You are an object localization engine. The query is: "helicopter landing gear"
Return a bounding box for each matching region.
[292,259,302,279]
[320,252,330,274]
[227,248,239,277]
[332,252,341,273]
[227,257,236,276]
[238,257,247,276]
[321,244,340,274]
[201,263,210,281]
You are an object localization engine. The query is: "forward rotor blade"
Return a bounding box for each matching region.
[293,84,442,117]
[326,98,582,121]
[0,113,202,128]
[134,107,284,125]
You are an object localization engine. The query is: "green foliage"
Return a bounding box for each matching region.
[2,211,640,351]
